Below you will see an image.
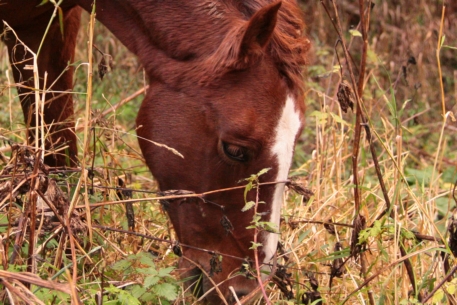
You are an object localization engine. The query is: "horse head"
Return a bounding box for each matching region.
[136,1,308,303]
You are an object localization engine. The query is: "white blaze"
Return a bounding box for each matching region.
[263,95,301,264]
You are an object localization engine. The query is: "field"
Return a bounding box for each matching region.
[0,1,456,304]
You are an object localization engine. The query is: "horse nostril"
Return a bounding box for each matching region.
[236,291,248,300]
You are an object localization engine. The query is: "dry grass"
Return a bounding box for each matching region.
[288,1,457,304]
[0,1,456,304]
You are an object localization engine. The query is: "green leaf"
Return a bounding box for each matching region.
[137,267,157,276]
[242,201,256,212]
[112,259,131,271]
[106,285,141,305]
[250,242,262,249]
[367,49,379,63]
[443,44,457,50]
[153,283,178,301]
[332,65,341,73]
[252,214,261,223]
[144,275,160,288]
[118,291,141,305]
[256,168,270,177]
[37,0,49,6]
[310,111,328,125]
[370,220,382,237]
[262,221,279,233]
[158,266,175,277]
[329,112,350,126]
[349,29,362,37]
[298,230,310,243]
[244,181,253,203]
[405,167,433,186]
[401,228,415,240]
[57,7,64,38]
[447,284,456,295]
[310,299,323,305]
[440,35,446,47]
[130,285,146,299]
[140,292,156,302]
[35,288,70,304]
[432,289,444,303]
[0,214,9,233]
[137,252,155,267]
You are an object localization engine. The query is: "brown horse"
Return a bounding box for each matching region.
[1,0,309,303]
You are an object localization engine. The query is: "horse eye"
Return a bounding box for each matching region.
[222,142,248,162]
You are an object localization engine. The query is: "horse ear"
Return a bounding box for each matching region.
[239,1,282,58]
[200,1,282,79]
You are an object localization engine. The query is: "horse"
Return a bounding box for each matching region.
[0,0,309,303]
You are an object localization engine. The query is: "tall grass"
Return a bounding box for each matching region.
[0,1,456,304]
[289,1,456,304]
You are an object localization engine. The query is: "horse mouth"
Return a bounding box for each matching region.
[180,262,257,304]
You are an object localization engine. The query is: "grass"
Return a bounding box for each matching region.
[0,1,456,304]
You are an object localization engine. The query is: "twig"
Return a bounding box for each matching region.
[74,180,293,209]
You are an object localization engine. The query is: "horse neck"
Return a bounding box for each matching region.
[76,0,236,81]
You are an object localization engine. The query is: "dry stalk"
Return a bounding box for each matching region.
[0,269,72,294]
[1,278,46,305]
[431,4,450,216]
[76,4,96,245]
[26,150,42,277]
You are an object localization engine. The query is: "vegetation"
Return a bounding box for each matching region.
[0,1,456,304]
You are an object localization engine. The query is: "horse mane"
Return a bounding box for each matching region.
[200,0,310,93]
[267,0,310,92]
